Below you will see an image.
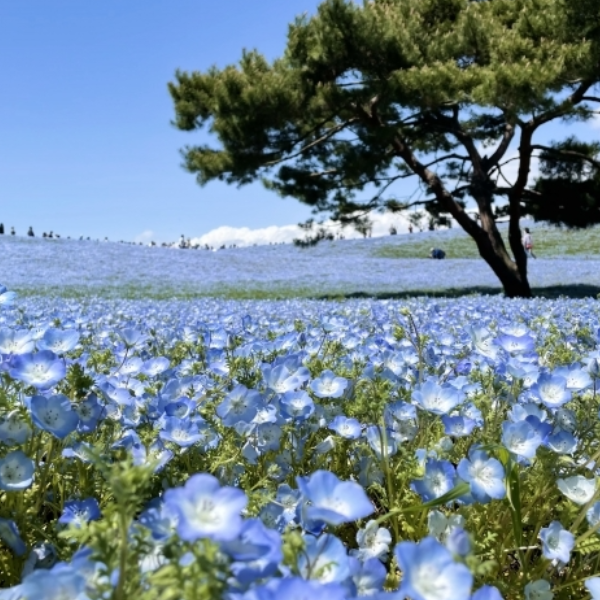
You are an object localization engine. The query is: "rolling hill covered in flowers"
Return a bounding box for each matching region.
[1,227,600,299]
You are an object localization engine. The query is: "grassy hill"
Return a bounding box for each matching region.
[374,222,600,259]
[2,223,600,300]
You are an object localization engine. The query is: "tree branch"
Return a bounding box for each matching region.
[483,123,516,171]
[531,76,598,127]
[530,144,600,170]
[264,118,358,166]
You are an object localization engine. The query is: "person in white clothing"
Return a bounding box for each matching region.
[522,227,536,258]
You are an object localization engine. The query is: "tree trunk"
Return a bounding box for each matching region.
[470,186,533,299]
[458,212,533,298]
[476,239,533,298]
[386,132,534,297]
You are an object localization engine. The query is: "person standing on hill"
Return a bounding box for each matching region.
[522,227,536,258]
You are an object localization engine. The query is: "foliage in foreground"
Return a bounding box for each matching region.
[1,284,600,599]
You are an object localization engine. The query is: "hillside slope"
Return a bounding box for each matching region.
[1,228,599,299]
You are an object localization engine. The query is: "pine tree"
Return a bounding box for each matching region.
[169,0,600,297]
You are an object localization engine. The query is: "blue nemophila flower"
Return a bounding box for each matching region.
[253,577,348,600]
[329,415,362,439]
[0,450,34,491]
[524,579,553,600]
[159,416,203,448]
[0,284,16,307]
[445,526,471,557]
[62,441,94,464]
[471,585,504,600]
[501,420,543,460]
[59,498,101,529]
[366,425,398,458]
[280,391,314,421]
[229,519,283,585]
[587,358,600,379]
[497,333,535,355]
[147,439,174,473]
[262,363,303,393]
[385,400,418,423]
[216,384,261,426]
[19,563,88,600]
[310,370,349,399]
[587,501,600,529]
[457,448,506,503]
[586,578,600,600]
[539,521,574,564]
[352,520,392,562]
[555,408,577,432]
[142,356,170,377]
[255,422,282,453]
[532,373,572,409]
[75,393,104,433]
[0,329,34,355]
[0,518,26,555]
[30,394,79,439]
[21,541,59,576]
[555,364,592,391]
[297,533,350,583]
[120,357,144,376]
[460,402,484,427]
[296,470,373,525]
[220,517,276,561]
[138,501,177,541]
[411,459,456,503]
[442,414,476,437]
[9,351,66,390]
[37,328,80,354]
[350,556,387,596]
[428,511,466,544]
[469,326,500,360]
[557,476,596,505]
[112,429,147,465]
[0,410,32,446]
[119,326,148,349]
[163,472,247,542]
[544,429,577,455]
[274,483,301,525]
[412,378,463,415]
[164,397,196,419]
[395,536,473,600]
[508,402,547,424]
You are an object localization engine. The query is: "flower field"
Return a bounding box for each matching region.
[1,282,600,599]
[2,233,600,299]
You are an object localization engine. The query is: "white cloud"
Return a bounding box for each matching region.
[134,230,155,244]
[189,212,412,248]
[591,112,600,129]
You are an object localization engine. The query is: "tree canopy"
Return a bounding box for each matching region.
[169,0,600,297]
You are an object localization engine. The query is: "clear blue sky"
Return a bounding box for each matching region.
[0,0,320,242]
[1,1,596,243]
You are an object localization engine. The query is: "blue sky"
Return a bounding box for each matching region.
[0,0,321,243]
[1,1,598,244]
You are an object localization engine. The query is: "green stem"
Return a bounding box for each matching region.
[34,437,55,514]
[115,509,130,600]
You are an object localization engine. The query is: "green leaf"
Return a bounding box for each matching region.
[506,463,523,548]
[575,536,600,555]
